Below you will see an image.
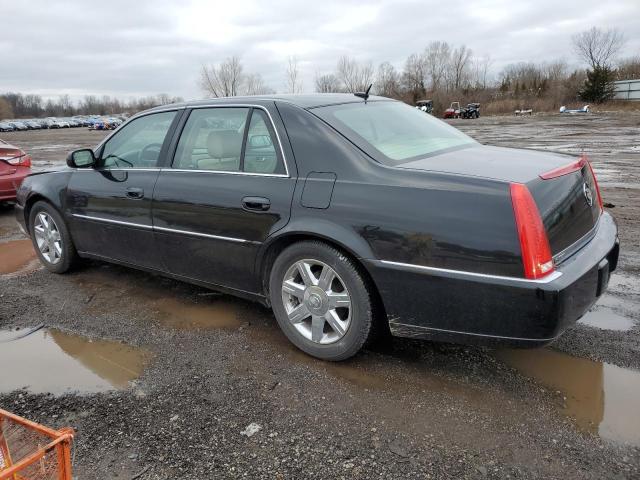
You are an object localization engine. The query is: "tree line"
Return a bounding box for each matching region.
[2,26,636,121]
[0,93,183,120]
[200,26,637,114]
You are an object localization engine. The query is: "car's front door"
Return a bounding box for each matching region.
[152,105,296,293]
[66,110,179,268]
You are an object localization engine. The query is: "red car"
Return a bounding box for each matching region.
[0,139,32,203]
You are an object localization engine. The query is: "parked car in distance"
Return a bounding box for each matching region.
[8,121,28,131]
[88,119,107,130]
[0,122,15,132]
[443,101,461,119]
[25,120,42,130]
[0,139,32,203]
[15,94,619,361]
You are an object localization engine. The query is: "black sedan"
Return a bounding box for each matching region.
[15,94,619,360]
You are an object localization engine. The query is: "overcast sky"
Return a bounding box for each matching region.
[1,0,638,102]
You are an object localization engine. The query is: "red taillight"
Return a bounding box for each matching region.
[585,159,604,211]
[539,157,586,179]
[510,183,554,279]
[7,154,31,167]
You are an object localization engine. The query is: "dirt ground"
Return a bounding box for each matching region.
[0,113,639,479]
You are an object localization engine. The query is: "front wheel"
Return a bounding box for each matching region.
[28,201,78,273]
[269,241,374,361]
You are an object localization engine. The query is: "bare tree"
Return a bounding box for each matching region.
[200,56,244,97]
[544,60,568,82]
[424,41,450,90]
[285,56,303,94]
[375,62,399,97]
[244,73,274,95]
[617,56,640,80]
[315,73,342,93]
[572,27,625,69]
[449,45,473,90]
[358,61,374,92]
[336,56,373,92]
[472,54,493,89]
[402,53,427,102]
[337,56,359,92]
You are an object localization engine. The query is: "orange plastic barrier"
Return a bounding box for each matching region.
[0,408,74,480]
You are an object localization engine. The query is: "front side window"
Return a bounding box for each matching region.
[100,111,176,168]
[172,107,284,174]
[313,101,476,166]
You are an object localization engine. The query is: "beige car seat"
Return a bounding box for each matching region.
[197,130,242,171]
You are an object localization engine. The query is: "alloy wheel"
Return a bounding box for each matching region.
[281,259,352,344]
[33,212,63,265]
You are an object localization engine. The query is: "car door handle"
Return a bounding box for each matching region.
[126,187,144,199]
[242,196,271,211]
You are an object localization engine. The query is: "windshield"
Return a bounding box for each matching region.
[313,101,476,166]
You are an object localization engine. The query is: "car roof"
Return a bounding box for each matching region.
[146,93,392,113]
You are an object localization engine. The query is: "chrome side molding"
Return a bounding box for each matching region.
[71,213,258,244]
[377,260,562,284]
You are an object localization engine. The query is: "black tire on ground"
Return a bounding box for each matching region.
[269,241,374,361]
[28,201,78,274]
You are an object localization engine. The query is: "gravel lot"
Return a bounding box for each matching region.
[1,112,639,479]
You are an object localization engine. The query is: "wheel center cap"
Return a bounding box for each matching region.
[304,287,328,315]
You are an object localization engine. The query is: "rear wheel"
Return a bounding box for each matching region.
[28,201,77,273]
[269,241,374,361]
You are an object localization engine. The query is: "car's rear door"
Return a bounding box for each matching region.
[151,104,296,293]
[66,110,180,268]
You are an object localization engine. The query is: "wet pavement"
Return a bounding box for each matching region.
[1,116,640,478]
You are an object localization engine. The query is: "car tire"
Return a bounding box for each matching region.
[269,241,374,361]
[28,201,78,274]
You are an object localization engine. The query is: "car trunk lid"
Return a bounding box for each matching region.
[528,158,601,260]
[397,145,601,259]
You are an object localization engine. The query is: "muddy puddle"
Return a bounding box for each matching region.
[0,327,150,395]
[74,268,247,330]
[0,239,38,275]
[495,348,640,446]
[150,296,244,329]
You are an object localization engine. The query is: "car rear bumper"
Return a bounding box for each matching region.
[0,169,30,202]
[365,212,619,347]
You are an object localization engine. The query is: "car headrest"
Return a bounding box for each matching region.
[207,130,242,158]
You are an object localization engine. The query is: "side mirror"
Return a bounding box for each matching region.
[67,149,96,168]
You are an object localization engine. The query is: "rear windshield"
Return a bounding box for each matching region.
[313,101,476,166]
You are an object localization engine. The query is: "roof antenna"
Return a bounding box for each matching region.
[354,84,373,102]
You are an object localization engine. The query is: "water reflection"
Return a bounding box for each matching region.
[0,328,150,395]
[496,348,640,446]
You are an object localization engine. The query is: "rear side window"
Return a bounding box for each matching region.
[173,108,247,172]
[100,111,176,168]
[244,110,281,174]
[313,101,476,166]
[173,107,284,174]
